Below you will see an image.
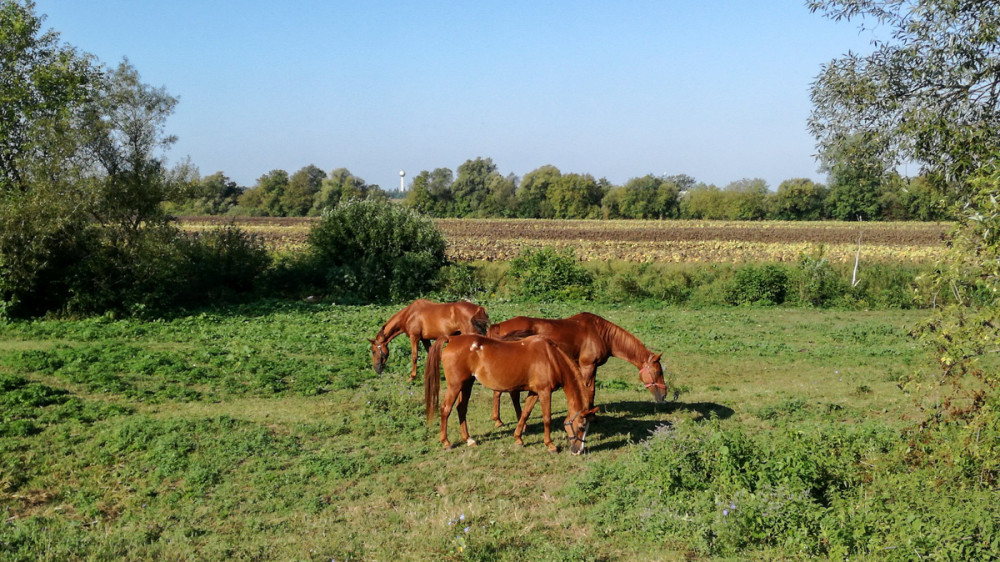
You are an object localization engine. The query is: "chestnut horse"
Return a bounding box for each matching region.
[369,299,489,380]
[486,312,667,426]
[424,335,598,454]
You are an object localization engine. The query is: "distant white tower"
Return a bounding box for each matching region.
[399,169,406,191]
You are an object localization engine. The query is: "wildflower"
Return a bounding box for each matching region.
[723,509,729,516]
[459,513,465,521]
[464,526,470,533]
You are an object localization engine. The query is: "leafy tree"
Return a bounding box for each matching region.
[724,178,769,221]
[820,134,886,221]
[312,167,384,215]
[656,175,688,218]
[170,171,242,215]
[600,186,626,219]
[770,178,828,220]
[1,2,188,315]
[481,172,518,217]
[451,157,496,216]
[0,0,100,192]
[517,165,560,218]
[1,1,265,316]
[547,173,604,219]
[237,169,288,216]
[611,175,681,219]
[87,61,180,241]
[679,184,726,219]
[808,0,1000,191]
[403,167,453,217]
[282,164,325,216]
[403,170,436,215]
[899,175,950,221]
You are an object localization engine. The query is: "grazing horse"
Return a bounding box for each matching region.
[487,312,668,426]
[369,299,489,381]
[424,335,598,454]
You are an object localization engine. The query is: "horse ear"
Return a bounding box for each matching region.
[368,338,376,345]
[651,353,662,362]
[586,407,599,416]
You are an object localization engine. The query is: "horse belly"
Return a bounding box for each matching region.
[471,369,522,393]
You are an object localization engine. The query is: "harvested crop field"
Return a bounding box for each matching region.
[178,216,949,264]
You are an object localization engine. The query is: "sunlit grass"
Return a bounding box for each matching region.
[0,302,936,559]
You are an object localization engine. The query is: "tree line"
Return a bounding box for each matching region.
[172,156,953,222]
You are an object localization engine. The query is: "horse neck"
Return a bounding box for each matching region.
[378,306,410,342]
[596,317,650,368]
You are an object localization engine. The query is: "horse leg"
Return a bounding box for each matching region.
[491,391,504,427]
[514,393,539,447]
[439,382,461,450]
[493,390,524,428]
[581,362,598,410]
[408,335,423,381]
[539,390,557,453]
[457,379,476,447]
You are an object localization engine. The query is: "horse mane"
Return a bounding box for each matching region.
[580,313,651,366]
[495,329,534,341]
[377,301,417,342]
[470,306,490,335]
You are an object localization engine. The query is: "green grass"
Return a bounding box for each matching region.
[0,301,948,559]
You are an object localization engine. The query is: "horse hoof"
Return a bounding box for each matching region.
[515,438,524,447]
[442,441,452,450]
[547,444,558,453]
[466,439,477,447]
[493,420,504,428]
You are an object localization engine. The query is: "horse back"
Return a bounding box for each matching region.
[409,300,487,339]
[442,335,562,393]
[489,316,597,362]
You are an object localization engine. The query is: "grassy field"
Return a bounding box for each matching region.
[0,300,939,560]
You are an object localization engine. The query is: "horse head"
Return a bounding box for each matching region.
[564,406,599,455]
[639,353,668,403]
[369,336,390,374]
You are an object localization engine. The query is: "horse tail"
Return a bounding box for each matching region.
[470,306,490,335]
[424,338,446,422]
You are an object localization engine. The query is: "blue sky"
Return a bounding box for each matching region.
[35,1,873,191]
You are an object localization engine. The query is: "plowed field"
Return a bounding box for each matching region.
[179,216,949,264]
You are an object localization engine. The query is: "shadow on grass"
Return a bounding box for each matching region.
[478,399,735,453]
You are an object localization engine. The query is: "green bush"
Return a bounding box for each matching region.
[432,262,489,301]
[725,264,790,306]
[308,199,447,303]
[793,252,847,307]
[849,263,920,309]
[178,224,272,302]
[506,246,594,301]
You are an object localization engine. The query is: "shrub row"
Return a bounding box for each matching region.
[436,247,929,310]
